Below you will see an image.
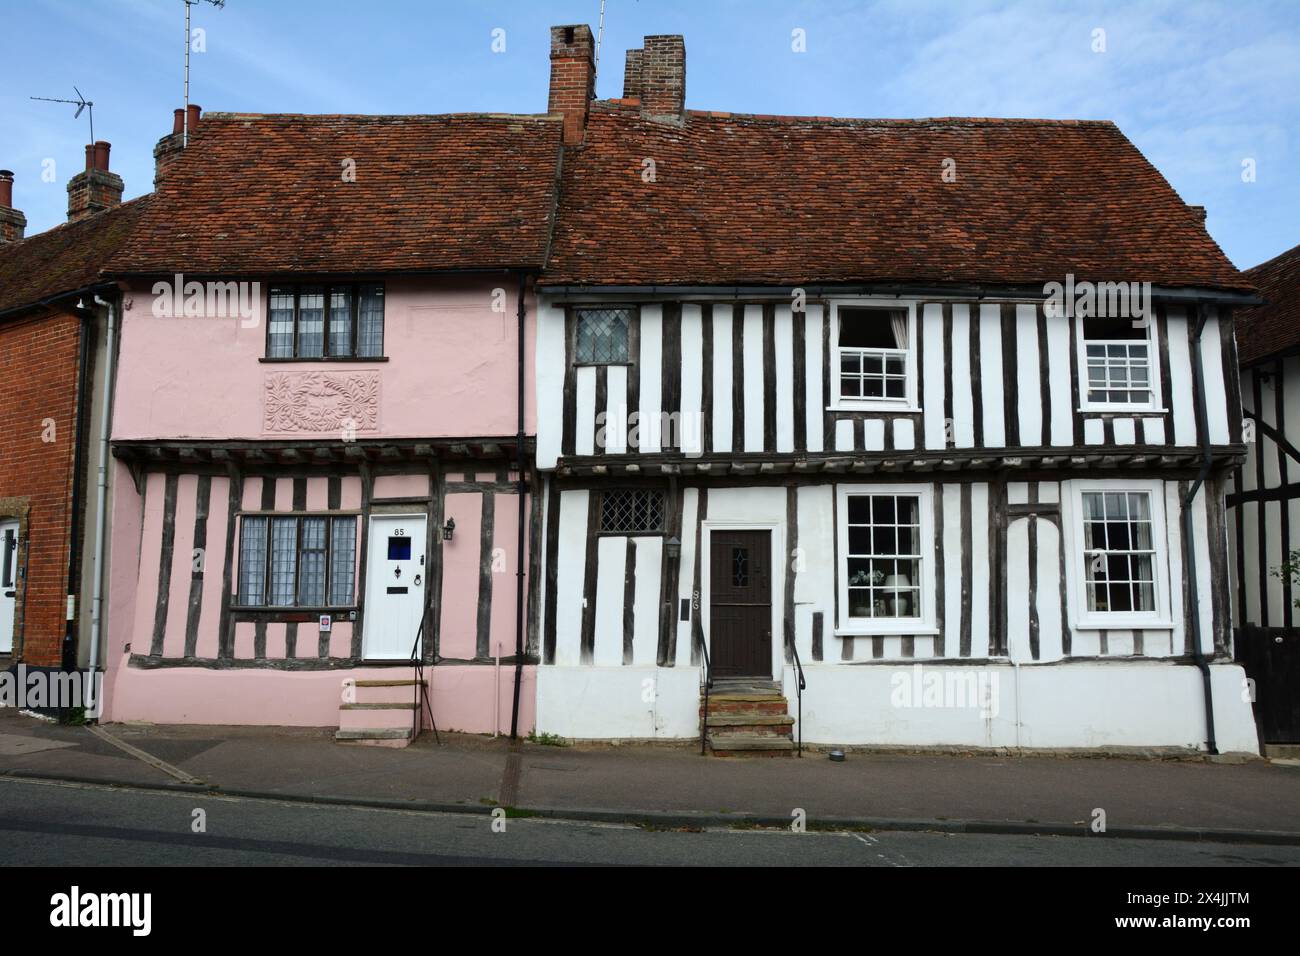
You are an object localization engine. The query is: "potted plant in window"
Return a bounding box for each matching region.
[848,568,885,616]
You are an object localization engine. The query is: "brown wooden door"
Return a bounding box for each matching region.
[709,530,772,678]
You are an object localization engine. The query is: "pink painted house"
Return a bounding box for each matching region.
[98,108,563,743]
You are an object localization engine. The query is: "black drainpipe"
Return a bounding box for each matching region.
[1180,300,1218,755]
[510,271,528,739]
[62,306,95,678]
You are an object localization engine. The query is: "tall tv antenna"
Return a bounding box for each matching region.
[594,0,607,77]
[30,87,95,144]
[183,0,226,147]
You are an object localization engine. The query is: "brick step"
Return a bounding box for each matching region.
[352,679,425,706]
[706,733,795,757]
[706,714,795,737]
[334,727,414,749]
[702,697,789,717]
[338,702,416,731]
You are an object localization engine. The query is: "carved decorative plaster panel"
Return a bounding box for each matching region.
[263,371,380,435]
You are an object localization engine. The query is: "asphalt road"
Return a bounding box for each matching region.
[0,777,1297,867]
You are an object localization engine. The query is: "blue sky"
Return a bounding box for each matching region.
[1,0,1296,269]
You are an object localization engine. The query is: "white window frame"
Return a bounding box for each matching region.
[829,299,920,413]
[1061,478,1174,631]
[835,482,937,636]
[1075,312,1164,413]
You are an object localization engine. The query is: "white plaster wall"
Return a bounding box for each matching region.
[781,661,1258,754]
[536,665,701,740]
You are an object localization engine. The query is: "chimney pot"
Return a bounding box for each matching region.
[67,142,123,221]
[187,104,202,130]
[0,169,26,243]
[172,108,185,134]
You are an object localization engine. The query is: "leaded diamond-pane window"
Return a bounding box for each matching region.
[599,489,665,534]
[575,308,631,364]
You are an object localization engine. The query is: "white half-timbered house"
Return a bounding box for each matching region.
[530,26,1261,754]
[1229,241,1300,748]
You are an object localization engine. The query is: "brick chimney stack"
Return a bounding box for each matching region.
[67,140,124,221]
[549,24,595,146]
[0,170,26,243]
[623,48,644,99]
[639,35,687,120]
[154,104,201,185]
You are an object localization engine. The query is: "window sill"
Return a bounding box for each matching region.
[1073,618,1174,631]
[234,606,358,615]
[828,403,921,414]
[1077,405,1166,415]
[836,625,939,637]
[260,357,389,363]
[572,361,633,368]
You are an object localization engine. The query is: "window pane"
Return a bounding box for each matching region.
[329,518,357,605]
[599,489,665,533]
[269,518,298,606]
[844,494,923,621]
[329,287,353,356]
[576,308,631,364]
[296,286,325,358]
[298,518,327,606]
[357,284,385,357]
[238,517,268,605]
[268,287,295,358]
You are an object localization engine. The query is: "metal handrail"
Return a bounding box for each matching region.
[790,638,807,757]
[697,631,713,756]
[408,620,440,745]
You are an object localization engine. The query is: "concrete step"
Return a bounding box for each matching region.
[338,702,416,731]
[1264,743,1300,760]
[334,727,414,749]
[707,733,795,757]
[352,679,425,706]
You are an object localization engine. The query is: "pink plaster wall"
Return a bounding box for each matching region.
[488,493,521,659]
[106,664,536,734]
[112,277,536,441]
[101,462,145,723]
[438,492,482,659]
[373,474,429,500]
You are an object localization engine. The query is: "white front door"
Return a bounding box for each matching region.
[0,520,18,654]
[362,514,428,660]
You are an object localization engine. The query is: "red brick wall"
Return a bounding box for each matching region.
[0,309,84,666]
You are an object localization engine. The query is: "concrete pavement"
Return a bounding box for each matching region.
[1,709,1298,843]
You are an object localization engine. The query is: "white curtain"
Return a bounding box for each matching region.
[890,311,909,350]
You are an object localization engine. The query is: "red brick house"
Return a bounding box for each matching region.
[0,150,146,708]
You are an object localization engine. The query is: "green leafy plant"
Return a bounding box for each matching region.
[526,730,569,747]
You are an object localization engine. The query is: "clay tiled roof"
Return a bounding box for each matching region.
[543,103,1247,291]
[0,196,150,318]
[109,113,564,275]
[1236,242,1300,367]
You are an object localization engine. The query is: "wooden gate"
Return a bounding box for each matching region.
[1235,625,1300,743]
